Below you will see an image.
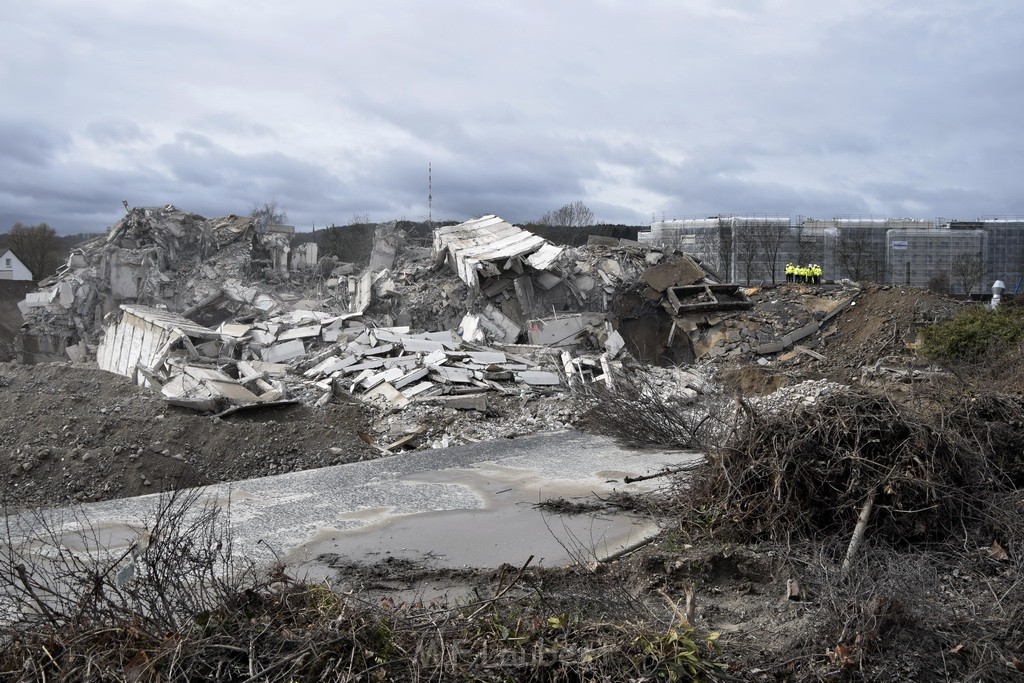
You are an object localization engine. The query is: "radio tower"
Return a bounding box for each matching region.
[428,163,433,225]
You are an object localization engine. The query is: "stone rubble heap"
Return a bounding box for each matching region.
[14,204,961,453]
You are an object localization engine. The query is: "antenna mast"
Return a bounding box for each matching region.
[428,163,433,224]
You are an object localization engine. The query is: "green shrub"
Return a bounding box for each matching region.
[919,305,1024,362]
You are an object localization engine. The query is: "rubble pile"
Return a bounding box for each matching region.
[746,378,848,412]
[16,206,968,452]
[15,206,320,363]
[19,209,677,422]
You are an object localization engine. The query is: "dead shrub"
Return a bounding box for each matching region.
[797,541,1024,682]
[690,388,1024,547]
[0,492,726,681]
[577,369,723,449]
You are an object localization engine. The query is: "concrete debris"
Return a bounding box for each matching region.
[18,204,787,426]
[432,215,736,365]
[433,215,555,288]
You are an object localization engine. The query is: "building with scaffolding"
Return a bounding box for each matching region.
[638,214,1022,294]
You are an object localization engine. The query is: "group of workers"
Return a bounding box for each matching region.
[785,262,823,285]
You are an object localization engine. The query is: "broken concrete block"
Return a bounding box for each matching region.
[392,367,429,389]
[404,381,441,398]
[361,343,395,357]
[364,381,409,407]
[642,255,706,292]
[458,305,521,344]
[370,328,410,344]
[367,225,399,273]
[755,341,786,355]
[434,215,549,288]
[206,380,261,403]
[278,325,322,341]
[17,290,51,315]
[527,313,604,347]
[463,351,507,364]
[429,394,488,412]
[525,243,564,270]
[246,360,290,377]
[519,371,560,386]
[58,280,75,307]
[644,251,664,265]
[781,321,820,347]
[400,338,447,353]
[303,355,358,377]
[64,341,87,363]
[361,366,406,390]
[96,305,220,383]
[423,349,447,366]
[599,259,622,278]
[218,323,252,338]
[533,271,563,290]
[250,329,277,346]
[573,275,596,293]
[599,353,615,390]
[603,330,625,357]
[372,271,398,298]
[343,359,386,374]
[223,280,279,313]
[381,356,421,370]
[261,339,306,364]
[431,366,474,383]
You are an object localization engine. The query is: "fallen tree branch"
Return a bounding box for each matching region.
[842,485,878,575]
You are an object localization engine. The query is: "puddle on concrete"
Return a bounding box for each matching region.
[5,432,702,583]
[286,456,668,579]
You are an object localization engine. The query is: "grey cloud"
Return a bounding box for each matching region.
[0,120,70,167]
[85,119,152,145]
[191,113,276,139]
[3,1,1023,235]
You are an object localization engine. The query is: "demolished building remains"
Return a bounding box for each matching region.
[19,205,908,435]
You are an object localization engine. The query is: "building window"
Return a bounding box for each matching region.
[4,259,9,268]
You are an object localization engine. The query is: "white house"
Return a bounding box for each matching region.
[0,249,33,280]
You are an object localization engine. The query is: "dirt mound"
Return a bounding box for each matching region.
[718,365,788,397]
[823,284,963,363]
[0,362,376,512]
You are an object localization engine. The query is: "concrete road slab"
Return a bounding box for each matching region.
[5,431,700,576]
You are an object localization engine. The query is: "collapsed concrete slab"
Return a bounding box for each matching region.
[434,216,559,289]
[96,304,221,384]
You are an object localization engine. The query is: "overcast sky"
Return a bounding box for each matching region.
[1,1,1022,234]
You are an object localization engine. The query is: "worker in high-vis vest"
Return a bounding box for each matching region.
[785,262,794,283]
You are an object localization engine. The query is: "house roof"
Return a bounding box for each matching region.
[0,249,28,268]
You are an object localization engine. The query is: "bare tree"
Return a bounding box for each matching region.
[7,222,59,280]
[249,202,289,233]
[794,226,820,268]
[716,221,734,282]
[927,272,951,295]
[692,228,723,275]
[835,227,884,282]
[752,221,790,285]
[733,226,762,285]
[318,222,375,266]
[950,252,985,296]
[537,200,596,229]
